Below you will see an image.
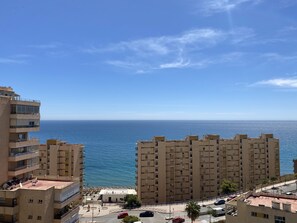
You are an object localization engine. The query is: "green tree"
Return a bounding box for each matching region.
[122,215,140,223]
[220,179,237,195]
[123,194,141,209]
[185,200,200,223]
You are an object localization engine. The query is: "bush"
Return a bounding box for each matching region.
[123,194,141,209]
[122,215,140,223]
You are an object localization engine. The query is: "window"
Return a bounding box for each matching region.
[264,214,269,219]
[251,212,257,217]
[0,197,5,204]
[28,215,33,219]
[37,216,42,220]
[275,216,285,223]
[38,200,43,204]
[28,199,33,203]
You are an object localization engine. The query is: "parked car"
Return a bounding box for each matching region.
[139,211,154,217]
[172,217,185,223]
[212,207,225,217]
[214,199,226,205]
[285,192,293,195]
[117,212,128,219]
[227,195,238,201]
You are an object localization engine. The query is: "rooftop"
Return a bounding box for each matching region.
[246,194,297,212]
[12,179,74,191]
[99,188,137,195]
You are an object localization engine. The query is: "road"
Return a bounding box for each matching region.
[80,209,225,223]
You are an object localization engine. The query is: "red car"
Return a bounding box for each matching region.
[117,212,128,219]
[172,217,185,223]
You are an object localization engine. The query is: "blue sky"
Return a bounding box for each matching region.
[1,0,297,120]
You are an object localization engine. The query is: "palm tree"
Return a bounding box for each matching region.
[185,200,200,223]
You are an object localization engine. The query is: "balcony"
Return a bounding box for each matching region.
[0,205,19,215]
[8,164,39,177]
[10,113,40,120]
[54,206,79,223]
[8,151,39,162]
[54,193,80,209]
[10,125,40,133]
[9,138,39,148]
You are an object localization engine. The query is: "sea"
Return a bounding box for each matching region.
[31,120,297,187]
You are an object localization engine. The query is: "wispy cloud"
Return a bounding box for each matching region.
[159,58,191,69]
[99,28,225,56]
[28,42,61,49]
[254,77,297,88]
[0,57,26,64]
[230,27,256,44]
[200,0,262,15]
[83,27,257,72]
[261,53,297,62]
[279,0,297,8]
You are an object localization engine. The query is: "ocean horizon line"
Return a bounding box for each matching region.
[40,119,297,121]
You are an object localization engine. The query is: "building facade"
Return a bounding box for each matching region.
[99,188,137,203]
[34,140,84,194]
[136,134,280,204]
[226,192,297,223]
[0,87,80,223]
[294,159,297,174]
[0,86,40,187]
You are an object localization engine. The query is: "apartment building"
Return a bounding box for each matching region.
[294,159,297,174]
[34,139,84,195]
[0,87,80,223]
[226,192,297,223]
[0,86,40,186]
[136,134,280,204]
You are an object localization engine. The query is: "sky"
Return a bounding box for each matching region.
[1,0,297,120]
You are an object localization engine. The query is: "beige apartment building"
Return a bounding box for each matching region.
[226,192,297,223]
[0,87,80,223]
[34,140,84,195]
[294,159,297,174]
[136,134,280,204]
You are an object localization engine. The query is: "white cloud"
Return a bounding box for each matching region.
[159,58,191,69]
[0,58,26,64]
[255,78,297,88]
[28,42,60,49]
[230,27,256,44]
[105,60,146,70]
[200,0,262,15]
[84,28,226,56]
[261,53,297,62]
[279,0,297,8]
[83,27,257,72]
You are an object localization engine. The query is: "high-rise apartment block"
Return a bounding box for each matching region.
[34,139,84,195]
[0,87,80,223]
[294,159,297,174]
[0,86,40,185]
[136,134,280,204]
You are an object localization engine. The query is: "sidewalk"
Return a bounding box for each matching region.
[79,203,121,218]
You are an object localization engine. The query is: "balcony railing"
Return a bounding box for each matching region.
[11,97,40,103]
[54,206,79,220]
[9,138,39,149]
[10,125,40,129]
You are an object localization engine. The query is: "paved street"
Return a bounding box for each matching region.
[79,209,225,223]
[78,180,297,223]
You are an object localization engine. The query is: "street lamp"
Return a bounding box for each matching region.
[207,206,212,223]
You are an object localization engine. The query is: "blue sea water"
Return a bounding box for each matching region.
[31,120,297,187]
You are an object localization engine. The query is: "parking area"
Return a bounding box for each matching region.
[79,209,225,223]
